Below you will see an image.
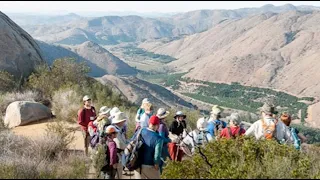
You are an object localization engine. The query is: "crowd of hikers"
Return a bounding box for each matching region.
[77,96,307,179]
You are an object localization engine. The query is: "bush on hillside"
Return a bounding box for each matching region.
[162,136,320,179]
[27,58,90,98]
[52,88,81,123]
[0,71,16,93]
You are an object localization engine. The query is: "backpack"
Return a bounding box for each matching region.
[100,141,111,172]
[195,130,209,146]
[90,132,100,148]
[227,127,241,139]
[79,106,96,126]
[121,128,144,171]
[290,127,301,150]
[214,120,226,137]
[261,119,277,140]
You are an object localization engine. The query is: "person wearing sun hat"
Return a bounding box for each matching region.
[168,111,187,162]
[207,105,227,138]
[156,108,171,174]
[136,101,154,130]
[93,106,112,138]
[134,115,163,179]
[169,111,187,137]
[77,95,97,156]
[181,117,213,155]
[111,111,128,179]
[245,103,292,143]
[100,125,119,179]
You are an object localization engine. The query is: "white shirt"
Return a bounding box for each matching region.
[182,130,213,154]
[245,117,292,142]
[139,113,151,128]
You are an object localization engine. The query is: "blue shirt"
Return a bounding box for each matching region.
[134,128,163,166]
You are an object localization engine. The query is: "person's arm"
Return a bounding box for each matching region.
[135,109,141,122]
[154,139,164,168]
[220,128,227,138]
[77,109,85,126]
[159,131,171,143]
[244,122,256,136]
[207,122,215,137]
[298,133,307,143]
[109,142,118,167]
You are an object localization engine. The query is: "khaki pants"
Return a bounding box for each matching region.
[134,165,161,179]
[82,130,90,156]
[115,162,122,179]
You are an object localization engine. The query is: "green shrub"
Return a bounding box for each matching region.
[0,71,16,93]
[162,136,320,179]
[27,58,89,98]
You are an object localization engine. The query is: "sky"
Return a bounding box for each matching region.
[1,1,320,14]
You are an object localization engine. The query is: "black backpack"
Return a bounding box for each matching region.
[100,141,111,172]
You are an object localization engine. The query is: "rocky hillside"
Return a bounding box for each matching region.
[96,75,194,109]
[37,40,137,77]
[70,41,137,75]
[140,10,320,98]
[0,11,45,78]
[18,4,320,45]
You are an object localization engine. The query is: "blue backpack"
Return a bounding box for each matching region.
[290,127,301,150]
[121,128,144,171]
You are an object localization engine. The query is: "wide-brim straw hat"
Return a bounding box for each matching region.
[156,108,170,119]
[210,105,222,115]
[99,106,111,116]
[112,112,127,124]
[174,111,186,119]
[258,103,278,114]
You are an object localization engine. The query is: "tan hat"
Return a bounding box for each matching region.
[99,106,111,116]
[112,112,127,124]
[83,95,91,101]
[259,103,277,115]
[156,108,170,119]
[211,105,222,115]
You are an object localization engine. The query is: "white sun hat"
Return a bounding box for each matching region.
[156,108,170,119]
[197,117,208,131]
[112,112,127,124]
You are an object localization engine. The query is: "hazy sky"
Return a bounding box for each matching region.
[1,1,320,14]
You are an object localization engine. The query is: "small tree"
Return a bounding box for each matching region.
[0,71,16,92]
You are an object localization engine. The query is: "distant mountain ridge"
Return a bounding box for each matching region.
[14,4,320,45]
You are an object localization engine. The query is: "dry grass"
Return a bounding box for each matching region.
[0,120,89,179]
[0,90,45,115]
[51,88,81,123]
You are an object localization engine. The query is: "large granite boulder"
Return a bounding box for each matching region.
[4,101,52,128]
[0,11,46,78]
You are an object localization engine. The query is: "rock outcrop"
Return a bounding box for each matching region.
[4,101,52,128]
[0,11,45,78]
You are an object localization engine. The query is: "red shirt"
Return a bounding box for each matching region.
[78,107,96,131]
[220,126,246,139]
[88,121,97,133]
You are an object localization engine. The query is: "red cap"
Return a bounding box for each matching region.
[149,115,160,125]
